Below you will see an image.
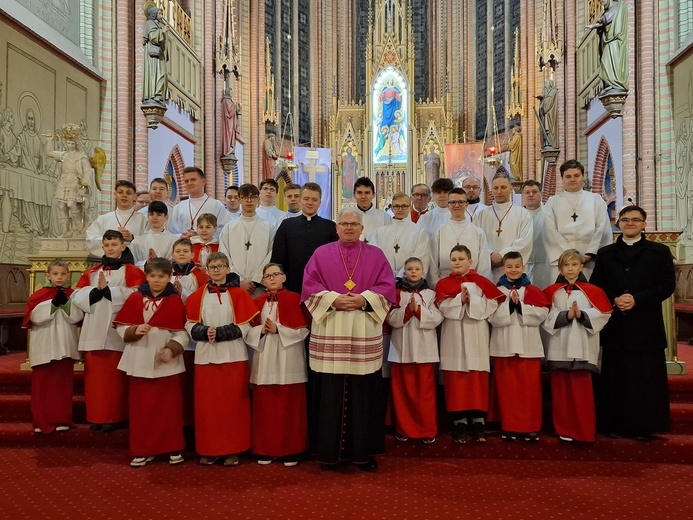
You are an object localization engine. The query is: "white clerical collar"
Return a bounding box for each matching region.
[240,214,258,222]
[358,204,374,213]
[302,212,317,220]
[493,200,513,210]
[393,216,412,224]
[622,235,643,246]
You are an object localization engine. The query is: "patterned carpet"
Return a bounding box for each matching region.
[2,348,693,517]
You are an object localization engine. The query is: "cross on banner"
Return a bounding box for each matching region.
[302,158,327,183]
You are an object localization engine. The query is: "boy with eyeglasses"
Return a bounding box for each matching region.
[256,178,286,228]
[246,263,310,467]
[219,183,274,296]
[185,252,259,466]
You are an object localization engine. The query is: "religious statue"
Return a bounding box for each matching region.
[341,146,358,200]
[142,3,168,105]
[18,108,45,173]
[586,0,629,94]
[508,126,522,179]
[46,124,104,237]
[262,130,278,179]
[221,87,238,156]
[423,144,441,186]
[537,79,558,150]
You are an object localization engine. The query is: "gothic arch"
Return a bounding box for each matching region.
[591,137,612,200]
[166,145,186,202]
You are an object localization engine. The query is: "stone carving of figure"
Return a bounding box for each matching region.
[508,126,522,179]
[46,133,97,237]
[586,0,629,94]
[0,107,20,166]
[423,144,441,186]
[17,108,45,173]
[142,5,167,104]
[221,87,238,156]
[676,120,690,232]
[537,79,558,150]
[262,131,278,179]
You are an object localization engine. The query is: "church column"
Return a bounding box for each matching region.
[633,0,654,219]
[203,0,216,194]
[116,0,135,188]
[522,0,537,180]
[561,0,577,161]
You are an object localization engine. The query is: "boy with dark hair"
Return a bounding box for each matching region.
[130,201,177,266]
[73,230,146,432]
[353,176,391,241]
[115,257,188,467]
[489,251,551,441]
[257,178,287,227]
[418,177,454,238]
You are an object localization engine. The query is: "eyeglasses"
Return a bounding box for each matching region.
[240,195,259,201]
[261,187,277,193]
[207,264,228,272]
[411,193,430,198]
[619,218,644,224]
[262,272,284,280]
[338,222,361,228]
[391,204,411,210]
[463,185,481,191]
[448,200,469,206]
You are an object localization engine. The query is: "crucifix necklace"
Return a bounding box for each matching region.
[115,207,137,230]
[338,243,363,291]
[240,217,259,251]
[492,203,514,237]
[393,226,406,254]
[188,195,210,230]
[566,192,582,222]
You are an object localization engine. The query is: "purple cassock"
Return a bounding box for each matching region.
[301,240,397,304]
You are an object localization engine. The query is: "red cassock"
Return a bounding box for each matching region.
[250,290,309,457]
[187,285,258,456]
[114,291,187,456]
[77,264,146,425]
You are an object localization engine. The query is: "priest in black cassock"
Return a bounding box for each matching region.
[271,182,338,293]
[591,205,675,441]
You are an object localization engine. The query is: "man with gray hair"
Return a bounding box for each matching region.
[301,207,397,472]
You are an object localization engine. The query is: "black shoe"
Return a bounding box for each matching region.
[102,421,127,433]
[501,431,517,441]
[353,456,378,472]
[523,432,539,442]
[472,422,487,442]
[321,462,339,471]
[453,422,468,443]
[89,424,102,431]
[605,431,624,439]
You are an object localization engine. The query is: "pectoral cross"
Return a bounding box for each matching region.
[496,227,503,237]
[571,212,578,222]
[394,243,400,253]
[245,239,252,250]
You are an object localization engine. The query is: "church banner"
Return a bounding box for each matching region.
[294,147,332,219]
[444,143,484,187]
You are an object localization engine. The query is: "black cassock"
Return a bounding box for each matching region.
[271,214,338,294]
[591,234,675,435]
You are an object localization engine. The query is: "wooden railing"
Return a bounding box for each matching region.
[155,0,192,47]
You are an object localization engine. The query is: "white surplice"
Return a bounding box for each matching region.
[429,219,492,286]
[417,205,450,239]
[438,282,498,372]
[85,208,147,257]
[169,195,231,236]
[256,205,287,230]
[386,288,443,364]
[358,205,392,242]
[369,217,432,276]
[525,205,552,289]
[28,298,83,367]
[488,286,548,358]
[543,190,613,281]
[218,215,274,284]
[130,229,178,266]
[475,201,533,282]
[245,300,309,385]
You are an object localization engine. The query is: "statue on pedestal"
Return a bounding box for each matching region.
[221,86,239,156]
[46,124,104,237]
[508,126,522,179]
[586,0,629,94]
[262,129,278,179]
[142,2,168,105]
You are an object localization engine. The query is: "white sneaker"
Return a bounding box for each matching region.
[257,457,275,465]
[130,456,155,468]
[34,428,42,434]
[169,453,184,465]
[559,435,574,442]
[56,425,70,432]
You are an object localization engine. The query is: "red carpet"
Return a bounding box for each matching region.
[2,348,693,517]
[1,446,693,518]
